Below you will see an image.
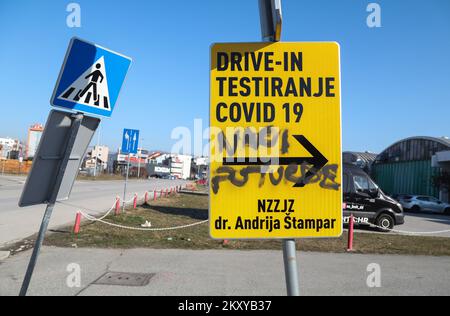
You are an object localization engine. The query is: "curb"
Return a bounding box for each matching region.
[0,251,11,261]
[179,190,208,196]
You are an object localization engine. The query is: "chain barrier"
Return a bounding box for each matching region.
[62,186,450,235]
[65,186,210,232]
[363,222,450,235]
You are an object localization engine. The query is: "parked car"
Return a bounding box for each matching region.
[398,195,450,214]
[343,163,405,231]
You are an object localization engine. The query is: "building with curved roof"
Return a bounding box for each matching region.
[343,151,378,173]
[372,136,450,202]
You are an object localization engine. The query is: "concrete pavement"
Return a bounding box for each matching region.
[0,175,187,247]
[0,247,449,296]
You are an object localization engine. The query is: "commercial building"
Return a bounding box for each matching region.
[26,124,44,159]
[343,151,377,173]
[153,153,193,179]
[85,145,110,172]
[372,136,450,203]
[0,138,17,159]
[193,156,208,179]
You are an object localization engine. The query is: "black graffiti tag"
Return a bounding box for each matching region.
[211,163,340,194]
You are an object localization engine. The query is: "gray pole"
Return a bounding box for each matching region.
[137,149,141,179]
[93,123,101,177]
[19,203,54,296]
[258,0,299,296]
[19,113,84,296]
[122,154,130,212]
[282,239,300,296]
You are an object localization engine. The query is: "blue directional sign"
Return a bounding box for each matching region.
[51,37,132,118]
[121,129,139,154]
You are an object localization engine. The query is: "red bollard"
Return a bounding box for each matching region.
[115,196,121,215]
[73,212,82,234]
[154,190,157,201]
[133,193,138,209]
[347,214,354,251]
[144,191,148,204]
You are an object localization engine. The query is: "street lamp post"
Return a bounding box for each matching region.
[137,148,141,179]
[137,137,147,179]
[93,123,101,177]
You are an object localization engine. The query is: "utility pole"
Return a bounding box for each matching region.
[258,0,300,297]
[137,148,141,179]
[93,123,101,177]
[122,153,130,212]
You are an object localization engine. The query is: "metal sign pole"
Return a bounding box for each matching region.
[123,153,130,212]
[19,203,55,296]
[19,113,84,296]
[258,0,299,296]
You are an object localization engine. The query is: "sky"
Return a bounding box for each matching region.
[0,0,449,155]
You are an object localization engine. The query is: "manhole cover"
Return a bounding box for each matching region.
[93,272,155,287]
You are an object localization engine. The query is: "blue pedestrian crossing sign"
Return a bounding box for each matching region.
[51,37,132,118]
[121,129,139,154]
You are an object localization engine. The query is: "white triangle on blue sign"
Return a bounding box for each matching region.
[57,56,111,111]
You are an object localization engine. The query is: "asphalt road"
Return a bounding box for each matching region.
[1,175,450,248]
[0,175,187,247]
[0,247,449,296]
[352,211,450,237]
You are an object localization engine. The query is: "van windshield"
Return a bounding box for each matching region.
[354,175,379,192]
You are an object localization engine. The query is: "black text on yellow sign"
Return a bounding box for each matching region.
[209,42,342,239]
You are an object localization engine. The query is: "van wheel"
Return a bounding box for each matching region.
[411,205,421,213]
[376,214,394,232]
[445,208,450,216]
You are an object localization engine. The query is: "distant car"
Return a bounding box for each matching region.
[399,195,450,214]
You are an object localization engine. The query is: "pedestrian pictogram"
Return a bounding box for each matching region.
[58,56,110,110]
[51,37,132,118]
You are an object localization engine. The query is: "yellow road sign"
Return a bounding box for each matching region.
[209,42,342,239]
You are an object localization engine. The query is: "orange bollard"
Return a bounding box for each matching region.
[154,190,157,201]
[144,191,148,204]
[133,194,138,209]
[115,196,121,215]
[73,212,82,234]
[347,214,354,251]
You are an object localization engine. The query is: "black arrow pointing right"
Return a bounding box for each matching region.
[222,134,328,187]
